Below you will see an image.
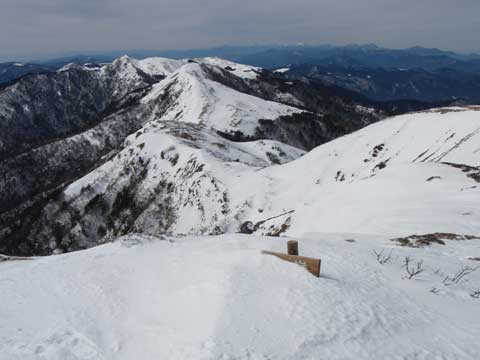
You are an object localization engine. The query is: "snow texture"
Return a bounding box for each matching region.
[1,233,479,359]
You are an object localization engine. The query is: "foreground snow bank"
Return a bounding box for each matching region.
[1,233,479,359]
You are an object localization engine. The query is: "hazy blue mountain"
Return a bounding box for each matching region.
[0,62,54,85]
[281,64,480,103]
[27,44,480,72]
[234,44,480,72]
[3,44,480,104]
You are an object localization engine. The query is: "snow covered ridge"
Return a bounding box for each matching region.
[140,62,305,136]
[131,56,187,77]
[111,56,301,138]
[1,233,479,359]
[58,55,306,137]
[125,55,262,80]
[13,107,480,255]
[195,57,262,80]
[252,108,480,237]
[57,55,186,76]
[59,55,261,80]
[0,53,386,256]
[55,121,305,249]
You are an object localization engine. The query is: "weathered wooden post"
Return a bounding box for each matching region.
[262,240,321,277]
[287,240,299,256]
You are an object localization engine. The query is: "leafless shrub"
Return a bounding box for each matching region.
[403,256,424,279]
[430,287,440,294]
[442,266,480,286]
[373,249,393,265]
[470,290,480,299]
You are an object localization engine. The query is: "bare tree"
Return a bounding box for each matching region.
[403,256,424,279]
[442,266,480,286]
[373,249,393,265]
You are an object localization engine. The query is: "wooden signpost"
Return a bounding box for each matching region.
[287,240,299,256]
[262,240,321,277]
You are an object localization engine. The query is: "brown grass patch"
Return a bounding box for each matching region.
[391,233,480,248]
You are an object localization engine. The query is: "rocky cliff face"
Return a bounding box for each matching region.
[0,56,390,255]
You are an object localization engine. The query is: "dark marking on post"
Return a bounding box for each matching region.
[287,240,299,256]
[262,250,321,277]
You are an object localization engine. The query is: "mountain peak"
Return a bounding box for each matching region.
[195,57,262,80]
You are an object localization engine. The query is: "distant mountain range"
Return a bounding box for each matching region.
[2,44,480,104]
[280,64,480,103]
[233,44,480,72]
[8,44,480,70]
[0,62,54,85]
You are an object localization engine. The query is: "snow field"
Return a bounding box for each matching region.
[1,233,479,359]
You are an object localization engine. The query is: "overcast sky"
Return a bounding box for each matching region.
[1,0,479,60]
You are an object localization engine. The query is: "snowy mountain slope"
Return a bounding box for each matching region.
[0,56,165,225]
[0,55,325,255]
[1,54,476,256]
[140,62,305,136]
[15,120,304,253]
[238,107,480,237]
[1,233,479,360]
[8,107,479,256]
[58,55,185,84]
[136,56,388,150]
[0,55,157,161]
